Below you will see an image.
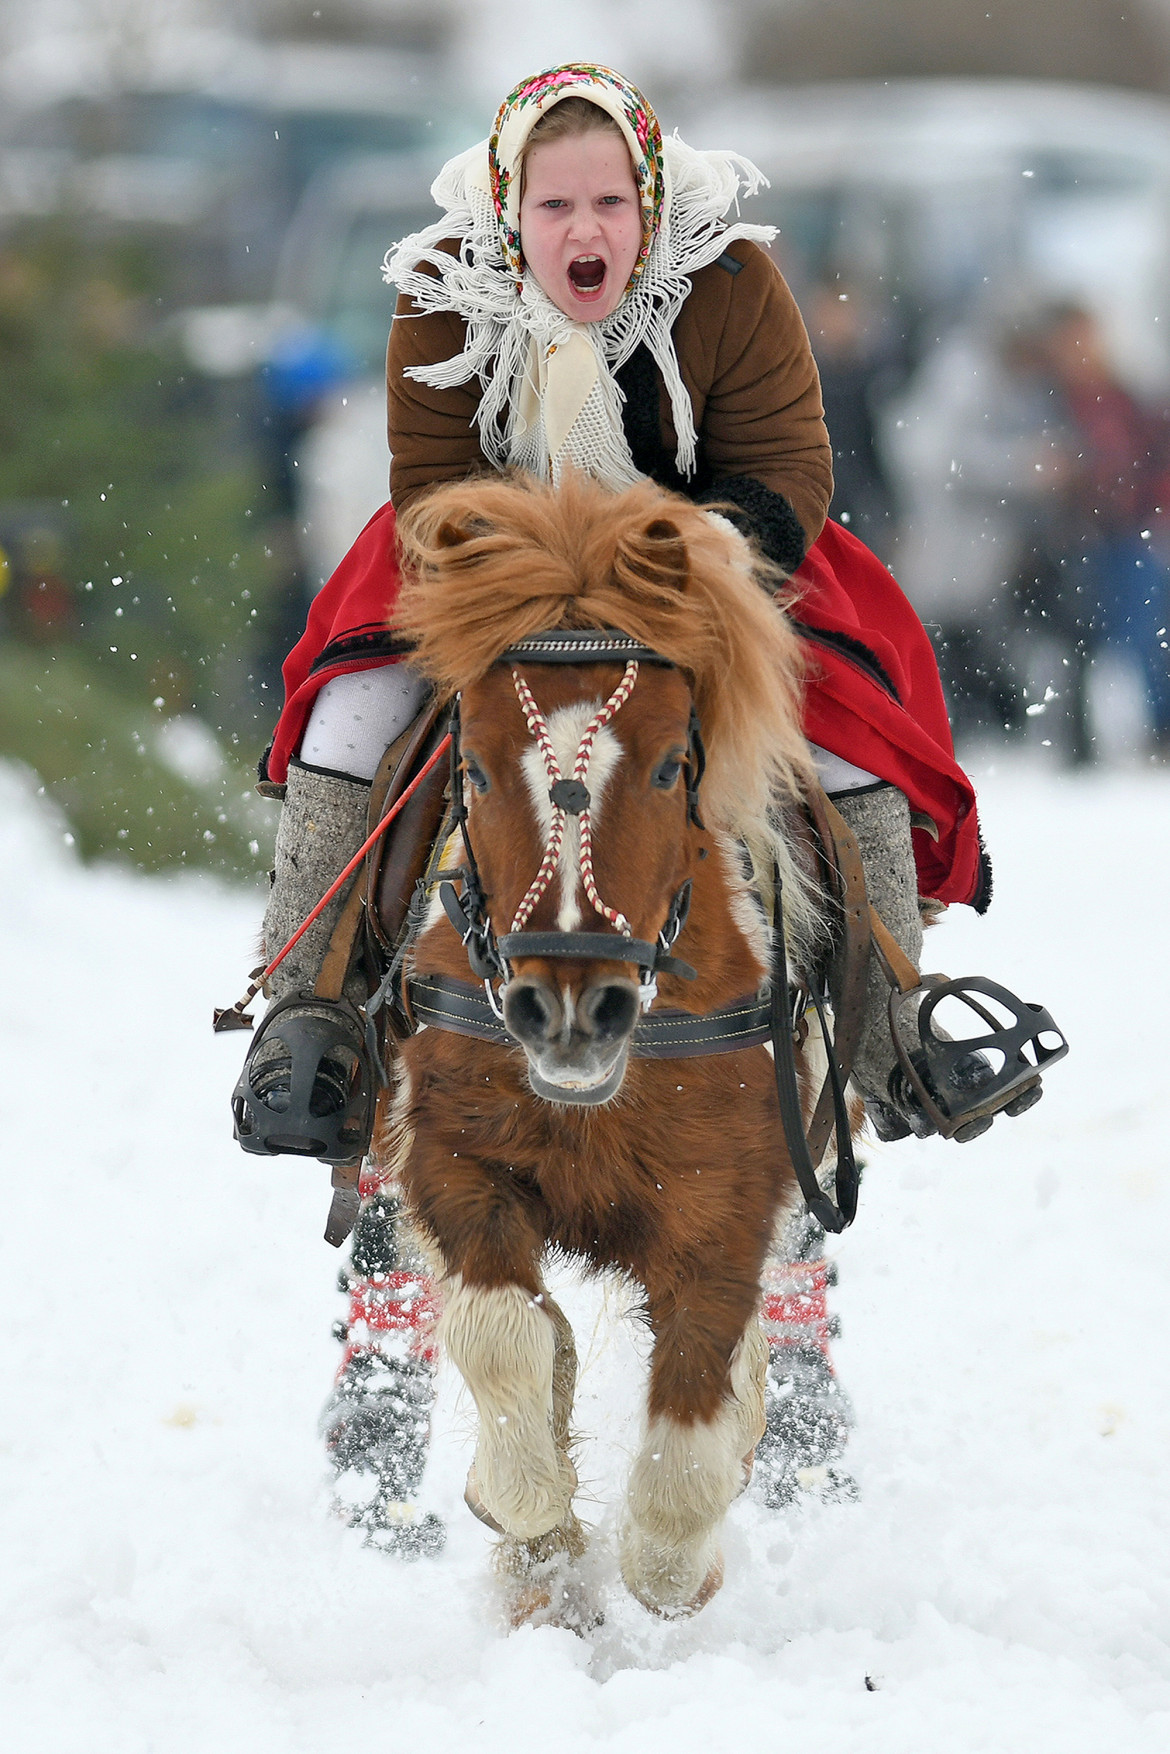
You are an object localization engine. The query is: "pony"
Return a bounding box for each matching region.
[379,471,838,1620]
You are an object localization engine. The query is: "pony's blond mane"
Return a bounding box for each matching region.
[395,473,816,846]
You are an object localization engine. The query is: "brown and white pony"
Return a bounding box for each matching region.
[382,472,830,1619]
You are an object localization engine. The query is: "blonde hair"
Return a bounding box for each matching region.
[517,98,630,202]
[519,96,626,166]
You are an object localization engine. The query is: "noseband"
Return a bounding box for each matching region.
[439,629,702,1007]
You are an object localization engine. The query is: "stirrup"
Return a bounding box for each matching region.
[888,975,1068,1143]
[231,994,378,1164]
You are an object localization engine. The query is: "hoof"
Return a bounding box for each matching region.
[464,1466,504,1533]
[635,1552,724,1620]
[496,1518,596,1632]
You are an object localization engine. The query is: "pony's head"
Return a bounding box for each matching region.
[395,474,815,1103]
[396,472,813,831]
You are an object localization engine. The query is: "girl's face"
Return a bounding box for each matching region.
[518,132,643,322]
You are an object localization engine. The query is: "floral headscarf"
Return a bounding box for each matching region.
[384,65,775,489]
[487,63,666,290]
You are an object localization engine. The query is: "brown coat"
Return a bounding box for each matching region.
[386,238,832,554]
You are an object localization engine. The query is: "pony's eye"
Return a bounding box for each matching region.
[464,758,490,794]
[652,756,683,790]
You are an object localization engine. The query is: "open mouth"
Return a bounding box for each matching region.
[526,1046,628,1107]
[567,255,607,297]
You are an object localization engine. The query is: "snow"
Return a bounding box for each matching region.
[2,752,1169,1752]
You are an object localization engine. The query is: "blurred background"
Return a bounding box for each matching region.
[4,0,1170,882]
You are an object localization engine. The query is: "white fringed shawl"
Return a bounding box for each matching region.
[382,135,777,490]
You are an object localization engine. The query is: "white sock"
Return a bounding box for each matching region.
[300,663,429,781]
[808,743,879,793]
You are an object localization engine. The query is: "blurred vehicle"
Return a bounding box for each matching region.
[686,79,1170,389]
[0,36,468,307]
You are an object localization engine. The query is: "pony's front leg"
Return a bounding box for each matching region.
[441,1274,579,1542]
[622,1293,768,1617]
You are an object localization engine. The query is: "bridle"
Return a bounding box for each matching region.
[417,624,862,1235]
[437,629,702,1015]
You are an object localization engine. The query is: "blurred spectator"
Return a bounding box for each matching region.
[1019,303,1170,763]
[882,320,1045,740]
[0,511,76,642]
[806,282,900,562]
[252,325,359,694]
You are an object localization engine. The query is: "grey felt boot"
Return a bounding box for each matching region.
[827,781,976,1142]
[232,760,375,1160]
[829,784,928,1137]
[260,759,372,1008]
[830,783,1015,1143]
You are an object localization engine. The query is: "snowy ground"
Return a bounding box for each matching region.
[2,750,1168,1754]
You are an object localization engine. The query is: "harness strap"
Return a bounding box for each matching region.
[316,714,439,1001]
[314,876,368,1003]
[802,784,872,1165]
[407,973,771,1057]
[768,870,860,1234]
[868,902,923,995]
[495,929,696,980]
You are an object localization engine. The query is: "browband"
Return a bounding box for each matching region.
[499,630,675,666]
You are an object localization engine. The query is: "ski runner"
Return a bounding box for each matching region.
[230,64,1061,1532]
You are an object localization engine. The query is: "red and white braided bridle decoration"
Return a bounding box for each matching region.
[509,660,639,937]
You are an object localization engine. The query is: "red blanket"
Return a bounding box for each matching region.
[265,505,987,910]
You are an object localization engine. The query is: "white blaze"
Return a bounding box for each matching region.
[518,702,622,933]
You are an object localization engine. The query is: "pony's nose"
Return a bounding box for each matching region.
[502,974,640,1052]
[577,977,640,1044]
[503,977,562,1049]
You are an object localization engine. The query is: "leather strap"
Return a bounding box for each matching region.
[768,869,859,1233]
[407,973,772,1058]
[802,784,872,1165]
[314,875,368,1003]
[317,697,449,1005]
[325,1162,361,1247]
[307,728,430,1008]
[494,929,695,982]
[868,904,922,995]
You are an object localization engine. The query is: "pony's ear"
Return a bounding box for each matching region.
[433,513,493,553]
[617,517,689,594]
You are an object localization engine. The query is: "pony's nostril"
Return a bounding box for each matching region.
[581,980,640,1043]
[503,980,558,1046]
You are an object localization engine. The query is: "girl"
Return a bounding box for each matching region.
[239,63,1031,1159]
